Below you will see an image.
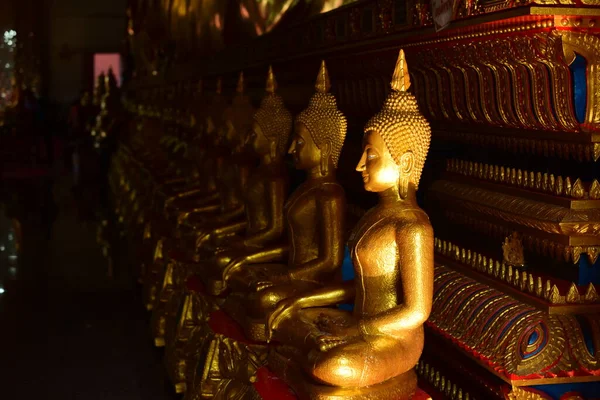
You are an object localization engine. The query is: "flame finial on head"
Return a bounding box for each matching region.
[225,71,254,146]
[236,72,245,94]
[363,49,431,188]
[296,60,347,168]
[216,77,222,95]
[253,66,292,156]
[266,65,277,94]
[315,60,331,94]
[391,49,411,92]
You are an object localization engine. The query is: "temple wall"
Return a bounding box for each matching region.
[47,0,127,106]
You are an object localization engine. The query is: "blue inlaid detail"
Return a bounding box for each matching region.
[522,325,547,360]
[528,330,539,345]
[576,315,596,356]
[577,255,600,286]
[570,53,587,124]
[339,245,354,311]
[341,245,354,281]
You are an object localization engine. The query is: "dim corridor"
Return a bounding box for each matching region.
[0,172,176,400]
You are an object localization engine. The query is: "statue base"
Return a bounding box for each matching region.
[268,348,419,400]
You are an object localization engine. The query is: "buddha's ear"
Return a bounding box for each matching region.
[400,151,414,175]
[398,151,414,200]
[320,142,331,175]
[270,140,278,159]
[321,142,332,158]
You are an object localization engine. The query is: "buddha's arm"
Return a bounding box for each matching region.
[223,244,290,280]
[177,203,221,222]
[267,281,355,338]
[196,220,248,249]
[242,180,286,247]
[359,223,434,337]
[288,194,345,282]
[164,186,218,206]
[211,204,245,224]
[293,281,355,308]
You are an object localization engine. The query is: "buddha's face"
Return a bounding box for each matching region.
[223,119,236,146]
[289,122,320,170]
[249,121,270,156]
[356,130,400,192]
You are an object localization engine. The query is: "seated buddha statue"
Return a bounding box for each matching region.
[173,72,256,233]
[193,66,292,296]
[150,72,257,344]
[266,50,434,400]
[143,79,230,308]
[221,61,348,342]
[158,79,227,214]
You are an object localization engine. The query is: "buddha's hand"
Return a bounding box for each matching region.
[266,297,303,342]
[176,213,189,227]
[195,231,211,249]
[315,325,361,352]
[222,257,247,282]
[254,273,290,292]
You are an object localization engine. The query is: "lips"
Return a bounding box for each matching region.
[362,174,369,182]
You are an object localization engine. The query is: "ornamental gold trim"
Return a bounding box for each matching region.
[430,180,600,237]
[444,210,600,265]
[436,131,600,162]
[447,159,600,200]
[415,360,471,400]
[434,237,600,306]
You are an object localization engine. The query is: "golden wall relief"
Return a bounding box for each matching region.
[429,180,600,238]
[559,30,600,130]
[443,210,600,265]
[436,131,600,162]
[412,31,591,134]
[429,264,599,383]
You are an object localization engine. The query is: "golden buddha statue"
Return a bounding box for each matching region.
[158,78,226,210]
[266,50,434,400]
[174,72,255,232]
[194,66,292,296]
[143,79,227,310]
[151,72,256,345]
[221,61,348,342]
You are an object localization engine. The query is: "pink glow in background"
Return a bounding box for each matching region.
[93,53,121,86]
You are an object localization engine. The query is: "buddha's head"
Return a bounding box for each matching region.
[223,72,255,151]
[80,91,91,106]
[205,77,227,146]
[290,61,347,174]
[104,68,118,94]
[358,50,431,197]
[93,72,106,105]
[251,66,292,159]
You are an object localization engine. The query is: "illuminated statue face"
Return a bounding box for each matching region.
[249,121,271,156]
[289,122,321,171]
[356,130,401,193]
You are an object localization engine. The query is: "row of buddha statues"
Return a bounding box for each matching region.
[110,49,434,400]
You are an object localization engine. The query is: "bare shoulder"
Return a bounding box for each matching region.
[392,208,433,239]
[317,182,346,202]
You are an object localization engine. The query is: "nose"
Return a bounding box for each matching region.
[245,132,254,146]
[356,151,367,172]
[288,139,296,155]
